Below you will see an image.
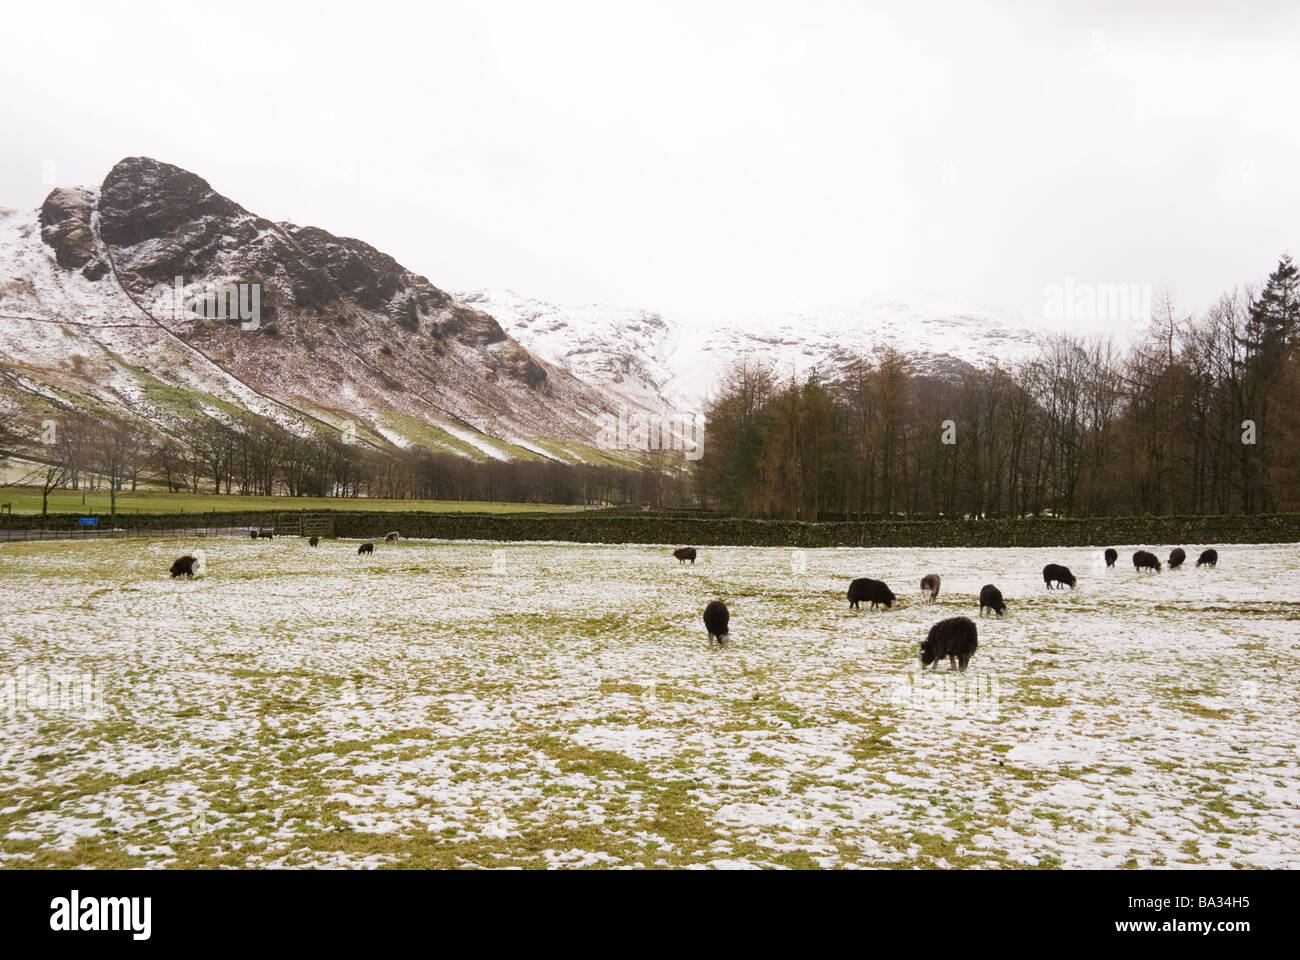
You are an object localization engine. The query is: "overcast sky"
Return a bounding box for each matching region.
[2,1,1296,332]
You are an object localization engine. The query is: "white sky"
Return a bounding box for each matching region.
[1,0,1296,332]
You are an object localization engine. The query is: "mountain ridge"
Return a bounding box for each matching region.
[0,158,649,467]
[3,156,1045,471]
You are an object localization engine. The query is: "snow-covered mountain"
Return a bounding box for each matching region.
[461,289,1045,412]
[0,156,1046,470]
[457,290,677,409]
[0,158,651,465]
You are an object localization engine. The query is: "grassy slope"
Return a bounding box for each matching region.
[0,488,587,515]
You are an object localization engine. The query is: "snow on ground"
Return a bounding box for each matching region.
[0,539,1297,869]
[438,423,512,461]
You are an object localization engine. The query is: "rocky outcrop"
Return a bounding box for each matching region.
[39,187,107,279]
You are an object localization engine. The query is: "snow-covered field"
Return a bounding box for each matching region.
[1,537,1297,869]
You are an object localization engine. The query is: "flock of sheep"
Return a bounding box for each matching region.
[167,528,403,576]
[694,543,1223,673]
[164,533,1224,675]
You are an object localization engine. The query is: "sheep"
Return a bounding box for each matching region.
[920,616,978,672]
[1132,550,1161,573]
[673,547,697,564]
[308,536,319,547]
[358,542,374,555]
[1042,563,1076,589]
[257,528,274,539]
[1168,547,1186,570]
[703,600,730,646]
[384,531,400,543]
[169,555,200,578]
[248,529,258,539]
[1196,548,1218,568]
[920,573,941,603]
[978,584,1006,617]
[847,577,895,610]
[1104,548,1118,567]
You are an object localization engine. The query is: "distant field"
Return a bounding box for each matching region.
[1,538,1297,868]
[0,487,587,515]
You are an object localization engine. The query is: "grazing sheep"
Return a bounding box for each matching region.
[1104,548,1118,567]
[308,536,319,547]
[673,547,697,564]
[978,584,1006,617]
[920,573,941,603]
[257,528,274,539]
[248,529,258,539]
[1168,547,1186,570]
[385,531,400,543]
[1196,548,1218,568]
[1133,550,1161,573]
[358,542,374,555]
[847,577,896,610]
[920,616,978,672]
[1042,563,1076,590]
[169,555,199,578]
[703,600,730,646]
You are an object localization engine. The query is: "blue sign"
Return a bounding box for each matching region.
[78,517,98,527]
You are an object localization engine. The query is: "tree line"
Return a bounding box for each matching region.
[0,410,692,516]
[696,257,1300,519]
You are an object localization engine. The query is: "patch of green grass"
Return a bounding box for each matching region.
[0,485,589,515]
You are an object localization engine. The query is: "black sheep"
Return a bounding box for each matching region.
[248,529,258,539]
[1132,550,1161,573]
[358,542,374,555]
[170,555,199,578]
[1042,564,1076,589]
[673,547,697,564]
[847,577,895,610]
[257,528,274,539]
[920,616,978,672]
[1168,548,1186,569]
[978,584,1006,617]
[1104,548,1118,567]
[703,600,729,646]
[1196,548,1218,568]
[920,574,941,603]
[308,536,319,547]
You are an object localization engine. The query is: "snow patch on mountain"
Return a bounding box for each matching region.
[457,289,677,408]
[463,289,1045,412]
